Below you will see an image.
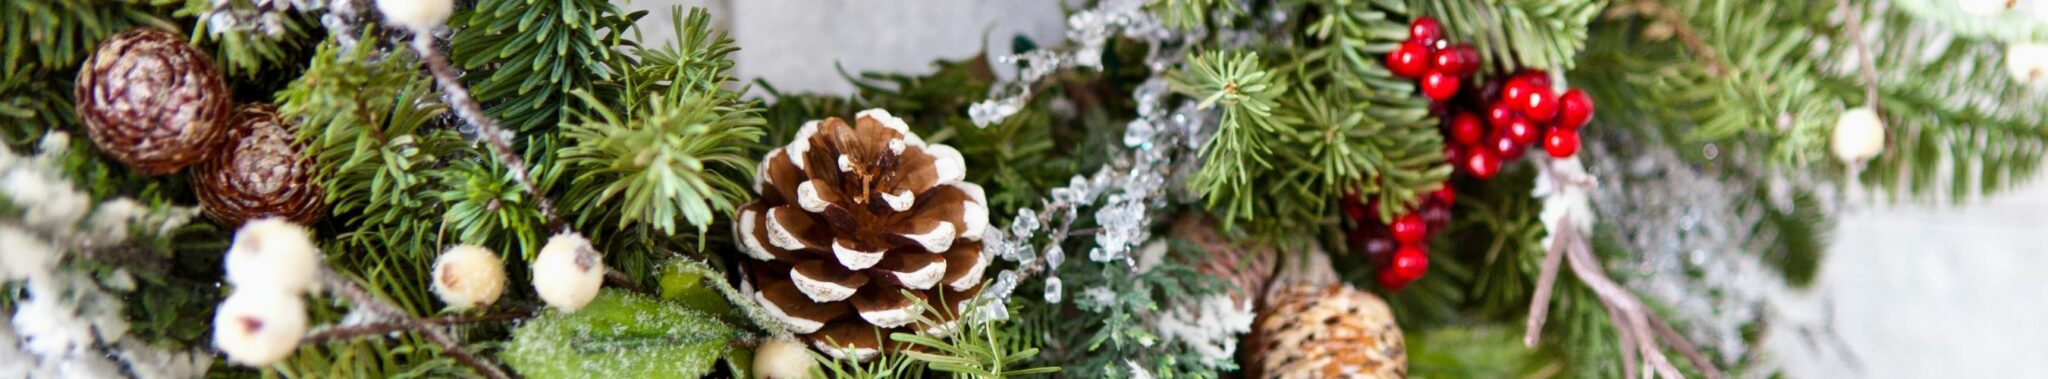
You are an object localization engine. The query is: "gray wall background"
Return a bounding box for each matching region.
[623,1,2048,377]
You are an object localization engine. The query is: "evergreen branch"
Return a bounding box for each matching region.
[447,0,639,132]
[411,33,568,234]
[1411,0,1601,72]
[1170,50,1292,225]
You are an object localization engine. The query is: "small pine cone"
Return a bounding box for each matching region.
[1245,284,1406,379]
[1170,214,1275,305]
[734,109,991,362]
[75,28,233,175]
[193,104,325,226]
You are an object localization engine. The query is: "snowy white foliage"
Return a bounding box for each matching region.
[0,132,210,378]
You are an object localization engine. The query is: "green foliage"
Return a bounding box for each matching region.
[1019,238,1233,377]
[503,291,749,379]
[177,0,315,78]
[1148,0,1234,31]
[892,289,1059,378]
[558,7,762,242]
[1,0,179,74]
[558,90,762,238]
[1170,51,1293,224]
[1406,325,1549,377]
[1410,0,1602,72]
[437,138,562,260]
[279,35,457,259]
[449,0,641,132]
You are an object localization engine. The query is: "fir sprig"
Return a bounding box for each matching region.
[1170,51,1293,225]
[558,90,763,238]
[448,0,641,132]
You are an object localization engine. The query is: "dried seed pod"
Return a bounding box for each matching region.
[75,28,232,175]
[193,104,325,226]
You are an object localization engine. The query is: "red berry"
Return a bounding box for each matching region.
[1558,89,1594,129]
[1449,112,1484,146]
[1431,45,1477,77]
[1433,186,1456,205]
[1545,127,1581,158]
[1379,245,1430,290]
[1341,192,1369,222]
[1519,70,1551,89]
[1386,42,1433,79]
[1421,71,1460,101]
[1505,117,1539,145]
[1444,145,1467,168]
[1491,131,1525,160]
[1420,204,1452,233]
[1391,213,1428,244]
[1409,17,1443,44]
[1465,149,1501,179]
[1522,87,1558,121]
[1486,101,1518,129]
[1348,226,1398,266]
[1502,78,1534,108]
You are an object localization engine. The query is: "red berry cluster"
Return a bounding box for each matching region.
[1385,17,1598,180]
[1342,187,1454,291]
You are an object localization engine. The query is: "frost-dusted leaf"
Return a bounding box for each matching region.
[503,291,745,378]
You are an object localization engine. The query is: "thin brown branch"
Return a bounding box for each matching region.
[303,309,537,343]
[321,269,513,379]
[1523,157,1724,378]
[409,34,568,234]
[1835,0,1882,112]
[1645,0,1730,77]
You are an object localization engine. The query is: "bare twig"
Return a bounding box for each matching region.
[321,269,512,379]
[1835,0,1882,113]
[409,34,567,234]
[1524,157,1724,378]
[303,309,537,343]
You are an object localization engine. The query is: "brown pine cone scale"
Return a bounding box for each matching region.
[736,109,991,361]
[75,28,232,175]
[193,104,325,227]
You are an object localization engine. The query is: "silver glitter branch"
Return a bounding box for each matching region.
[317,268,511,379]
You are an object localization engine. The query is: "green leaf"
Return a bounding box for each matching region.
[503,291,747,378]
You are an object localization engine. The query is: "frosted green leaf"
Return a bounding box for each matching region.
[503,291,745,378]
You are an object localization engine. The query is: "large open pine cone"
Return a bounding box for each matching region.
[75,28,232,175]
[735,109,991,361]
[193,104,325,227]
[1245,284,1407,378]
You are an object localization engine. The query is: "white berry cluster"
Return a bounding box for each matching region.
[212,218,321,366]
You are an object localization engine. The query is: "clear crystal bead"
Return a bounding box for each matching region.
[993,270,1020,297]
[1043,277,1063,303]
[1045,245,1065,270]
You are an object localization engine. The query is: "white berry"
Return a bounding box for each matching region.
[224,218,321,294]
[432,244,508,310]
[532,233,605,312]
[1831,107,1886,164]
[212,289,308,367]
[752,337,820,379]
[2006,43,2048,85]
[375,0,455,33]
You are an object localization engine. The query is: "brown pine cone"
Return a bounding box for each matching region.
[734,109,991,361]
[74,28,232,175]
[193,104,325,227]
[1245,284,1407,379]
